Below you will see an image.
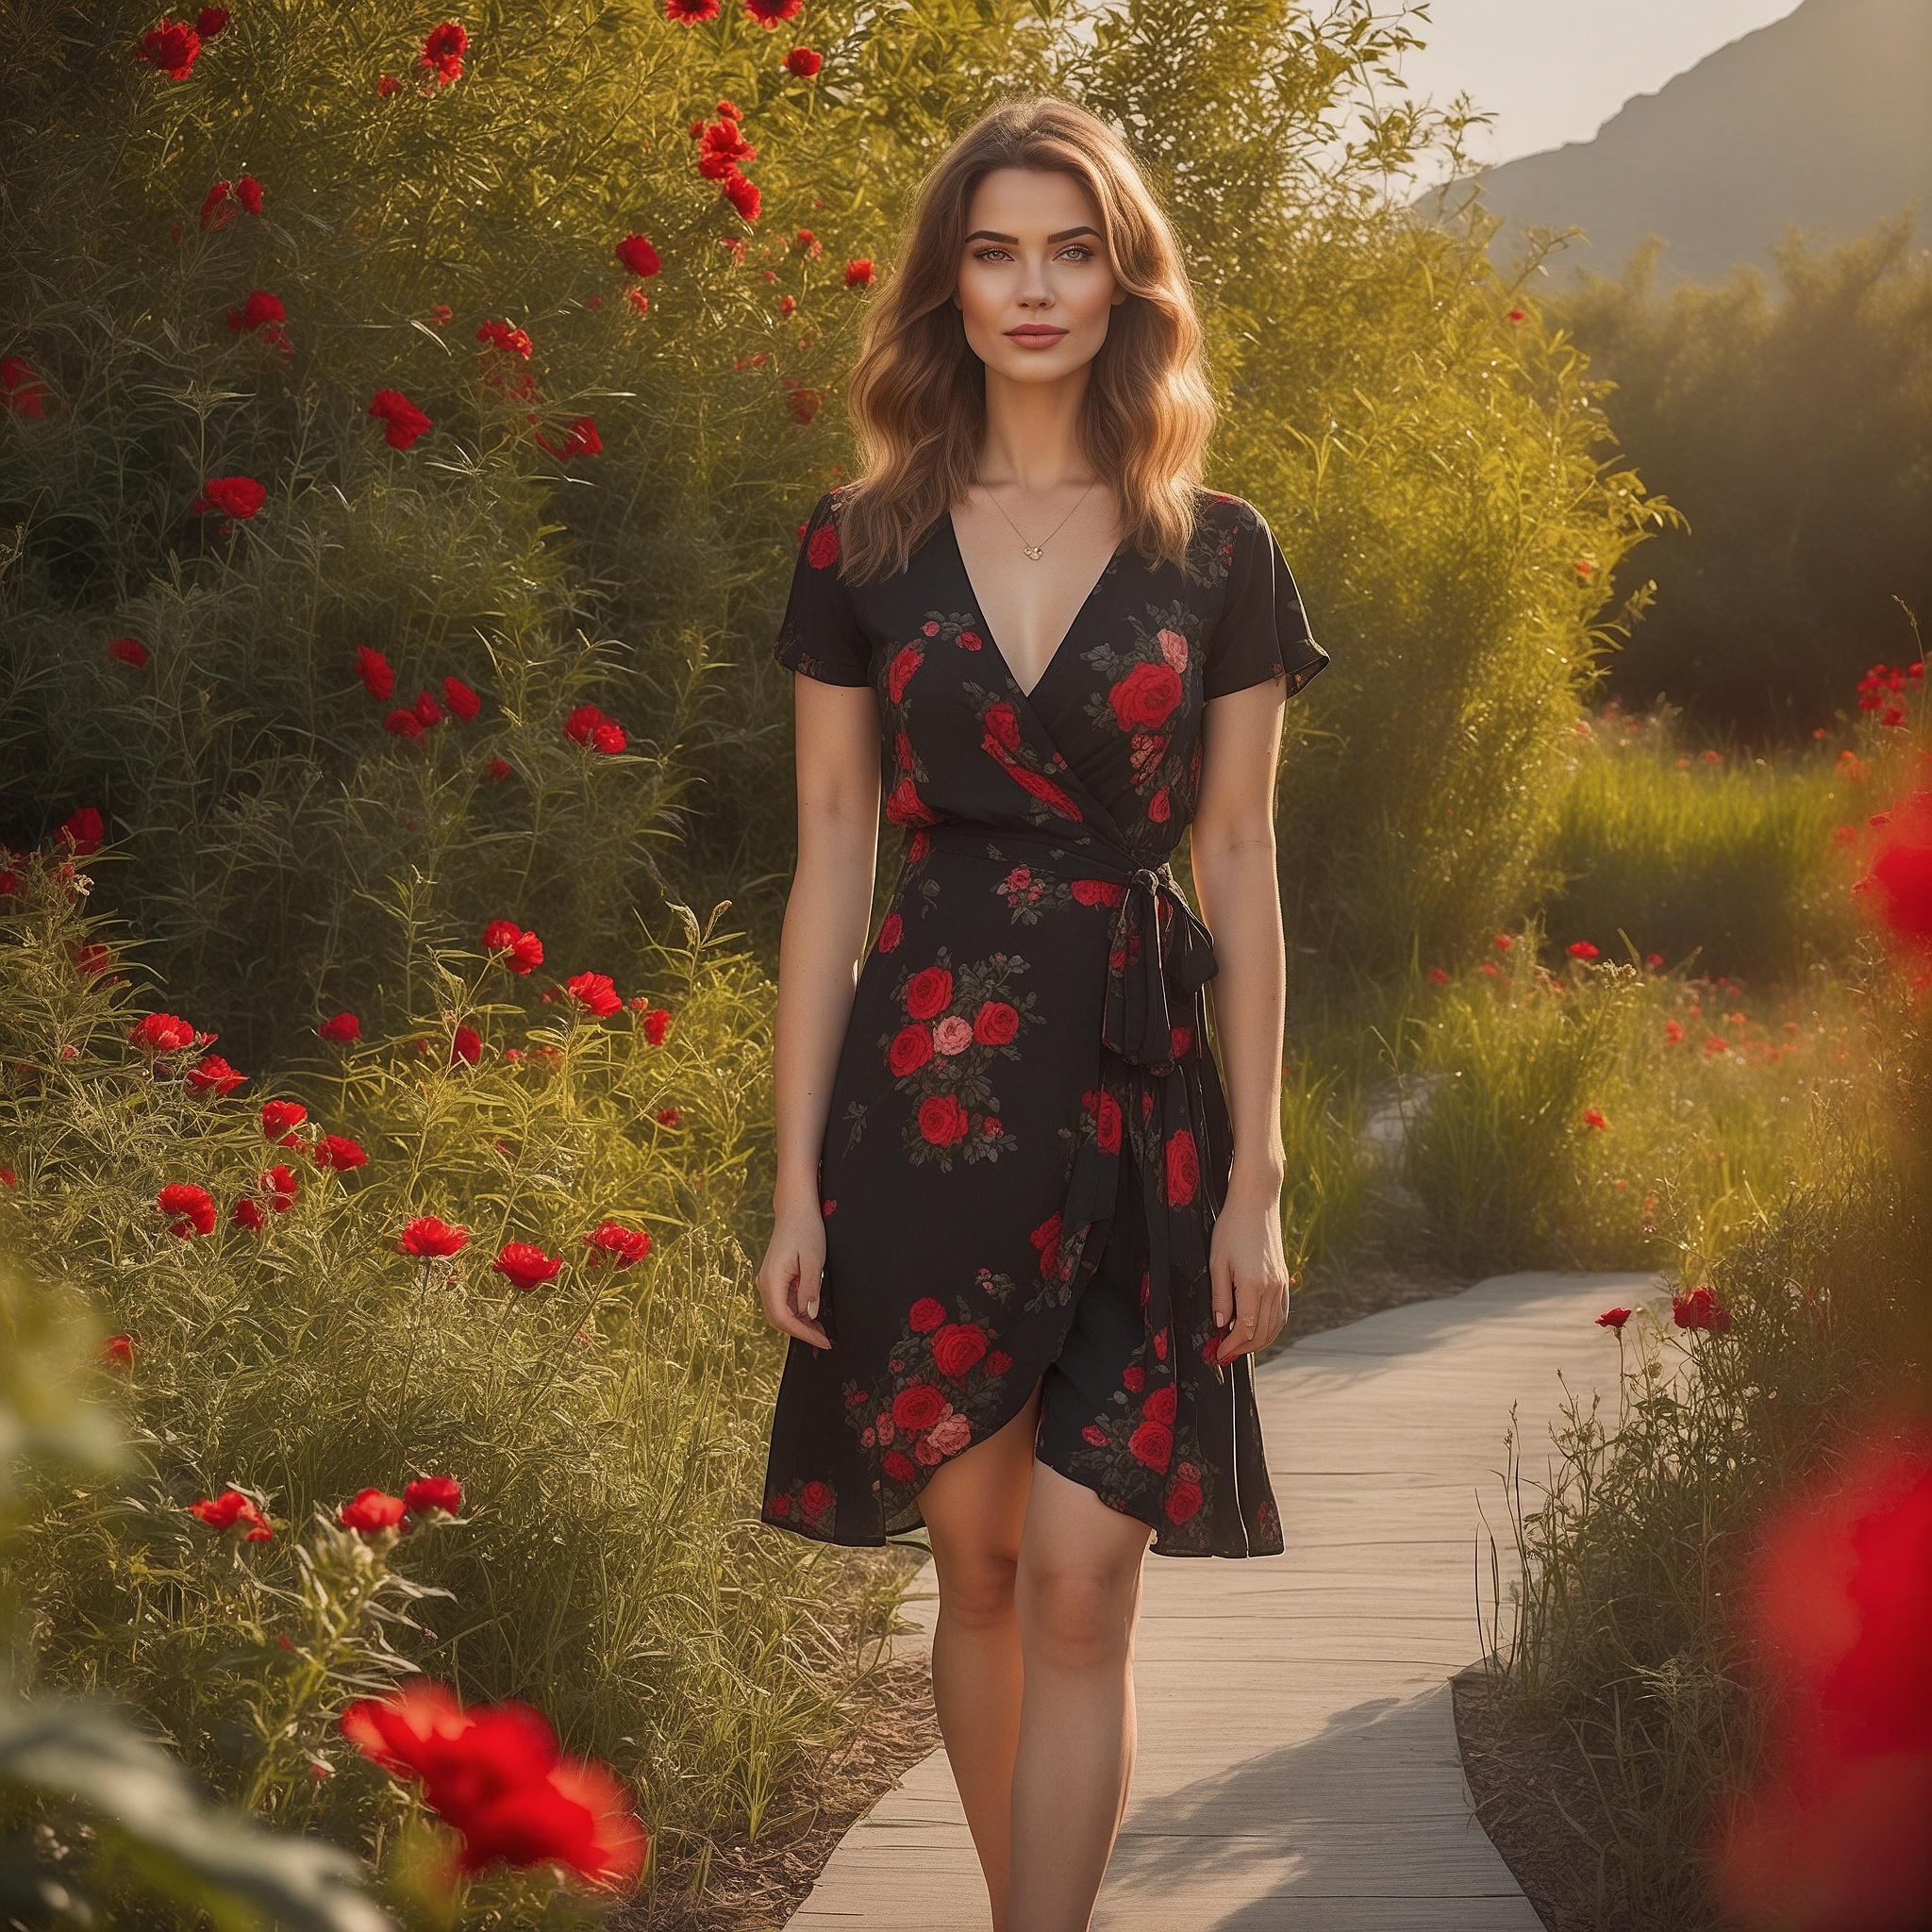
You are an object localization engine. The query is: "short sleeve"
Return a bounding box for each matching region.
[773,491,872,687]
[1204,503,1330,702]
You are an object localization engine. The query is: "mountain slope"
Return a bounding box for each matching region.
[1439,0,1932,284]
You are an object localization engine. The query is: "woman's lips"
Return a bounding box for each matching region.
[1006,325,1068,345]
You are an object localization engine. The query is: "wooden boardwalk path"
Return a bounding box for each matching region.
[789,1267,1658,1930]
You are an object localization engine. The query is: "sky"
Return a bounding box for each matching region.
[1385,0,1806,171]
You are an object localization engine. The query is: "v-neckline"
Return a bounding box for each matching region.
[943,509,1124,704]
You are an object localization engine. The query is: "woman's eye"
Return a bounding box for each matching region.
[1059,245,1094,261]
[973,247,1010,263]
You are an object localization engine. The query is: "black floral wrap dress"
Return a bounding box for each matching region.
[760,486,1329,1557]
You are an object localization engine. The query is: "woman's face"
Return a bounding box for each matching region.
[954,167,1125,383]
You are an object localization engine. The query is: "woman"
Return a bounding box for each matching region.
[756,96,1328,1930]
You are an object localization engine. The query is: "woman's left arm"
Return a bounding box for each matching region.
[1189,676,1291,1365]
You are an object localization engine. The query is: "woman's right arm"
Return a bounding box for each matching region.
[756,673,882,1349]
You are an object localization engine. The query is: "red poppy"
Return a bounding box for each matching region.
[356,646,395,701]
[973,1001,1019,1046]
[844,258,874,289]
[582,1222,652,1266]
[1596,1306,1632,1329]
[891,1384,945,1432]
[185,1053,246,1097]
[742,0,802,23]
[233,1197,268,1230]
[1108,662,1182,733]
[722,174,760,223]
[340,1488,408,1533]
[564,704,626,753]
[192,475,266,521]
[1129,1421,1174,1472]
[386,708,425,740]
[136,19,203,78]
[476,318,533,362]
[1857,789,1932,951]
[534,414,603,461]
[188,1490,272,1541]
[655,1107,681,1126]
[102,1333,135,1368]
[696,117,756,179]
[405,1475,464,1518]
[261,1165,299,1212]
[888,1024,933,1077]
[493,1241,562,1291]
[904,966,952,1020]
[314,1134,369,1172]
[317,1011,361,1044]
[157,1182,217,1238]
[129,1011,197,1054]
[370,389,432,451]
[485,757,513,783]
[399,1215,468,1257]
[451,1024,482,1065]
[1164,1128,1199,1208]
[1581,1107,1609,1130]
[1672,1285,1731,1334]
[918,1094,970,1146]
[931,1323,988,1378]
[641,1007,671,1045]
[615,233,661,277]
[1567,940,1600,960]
[197,7,229,32]
[59,807,106,855]
[565,972,622,1018]
[420,20,467,85]
[225,289,286,337]
[481,920,544,974]
[108,636,149,667]
[441,675,480,722]
[908,1297,946,1333]
[782,45,821,75]
[664,0,720,20]
[0,358,49,419]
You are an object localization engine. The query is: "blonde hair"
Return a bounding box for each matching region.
[836,95,1215,583]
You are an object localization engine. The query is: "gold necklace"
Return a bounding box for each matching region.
[980,478,1099,560]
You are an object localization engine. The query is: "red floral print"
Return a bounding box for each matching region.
[1164,1128,1199,1207]
[918,1093,969,1145]
[1108,660,1183,731]
[904,966,953,1020]
[909,1298,946,1332]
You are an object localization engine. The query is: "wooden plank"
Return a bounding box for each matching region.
[787,1267,1660,1929]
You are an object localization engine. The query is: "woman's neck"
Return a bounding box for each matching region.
[976,362,1095,490]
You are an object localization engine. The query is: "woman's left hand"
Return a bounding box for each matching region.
[1208,1181,1291,1365]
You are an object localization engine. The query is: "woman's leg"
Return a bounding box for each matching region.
[916,1384,1042,1929]
[1006,1460,1154,1932]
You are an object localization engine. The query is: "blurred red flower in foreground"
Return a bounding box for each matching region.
[492,1241,562,1291]
[399,1216,468,1258]
[1853,787,1932,954]
[157,1182,217,1238]
[108,635,150,667]
[1,358,50,419]
[565,972,622,1018]
[1711,1439,1932,1929]
[615,233,661,277]
[451,1024,482,1066]
[341,1682,645,1888]
[405,1475,463,1518]
[340,1488,408,1533]
[317,1011,362,1044]
[582,1221,652,1266]
[188,1489,273,1541]
[102,1333,135,1368]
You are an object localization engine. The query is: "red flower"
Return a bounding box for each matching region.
[697,117,757,179]
[232,1196,267,1232]
[844,258,874,288]
[59,807,106,855]
[482,921,544,974]
[564,704,626,753]
[888,1024,933,1077]
[655,1107,681,1126]
[370,389,432,451]
[314,1134,368,1172]
[441,675,480,721]
[807,523,841,571]
[534,414,603,461]
[356,646,395,700]
[799,1479,833,1523]
[476,318,533,360]
[1857,789,1932,951]
[420,20,468,85]
[664,0,720,20]
[881,1449,916,1482]
[1164,1128,1199,1208]
[129,1011,197,1054]
[197,175,262,231]
[157,1182,217,1238]
[1596,1306,1632,1330]
[918,1094,970,1146]
[405,1475,464,1518]
[616,235,660,278]
[261,1164,299,1212]
[493,1241,562,1291]
[1108,662,1183,732]
[904,966,952,1020]
[1581,1106,1609,1130]
[908,1297,946,1333]
[1672,1285,1731,1334]
[197,7,229,34]
[891,1384,945,1432]
[340,1488,408,1533]
[188,1490,272,1541]
[876,914,903,954]
[225,290,286,338]
[385,708,424,740]
[722,173,760,223]
[1094,1090,1123,1154]
[973,1001,1019,1046]
[1070,877,1123,908]
[108,636,150,668]
[565,972,622,1018]
[640,1007,672,1045]
[185,1054,246,1097]
[1164,1477,1203,1524]
[192,475,266,521]
[317,1011,361,1044]
[582,1222,652,1266]
[136,19,202,78]
[742,0,802,23]
[102,1333,135,1368]
[1030,1213,1062,1278]
[782,45,821,75]
[451,1024,482,1066]
[399,1215,468,1258]
[0,358,49,419]
[1567,940,1600,960]
[931,1323,988,1378]
[485,757,513,783]
[1142,1384,1177,1424]
[1128,1421,1174,1472]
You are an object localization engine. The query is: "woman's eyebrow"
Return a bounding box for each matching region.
[962,226,1103,244]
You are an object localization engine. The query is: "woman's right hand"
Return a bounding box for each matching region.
[758,1200,832,1350]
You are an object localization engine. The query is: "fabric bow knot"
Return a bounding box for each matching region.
[1100,862,1220,1074]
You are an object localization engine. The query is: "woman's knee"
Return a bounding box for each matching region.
[1015,1550,1139,1673]
[933,1538,1021,1628]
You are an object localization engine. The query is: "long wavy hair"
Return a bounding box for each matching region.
[836,96,1216,584]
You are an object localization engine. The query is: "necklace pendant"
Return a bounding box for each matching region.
[1023,543,1043,560]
